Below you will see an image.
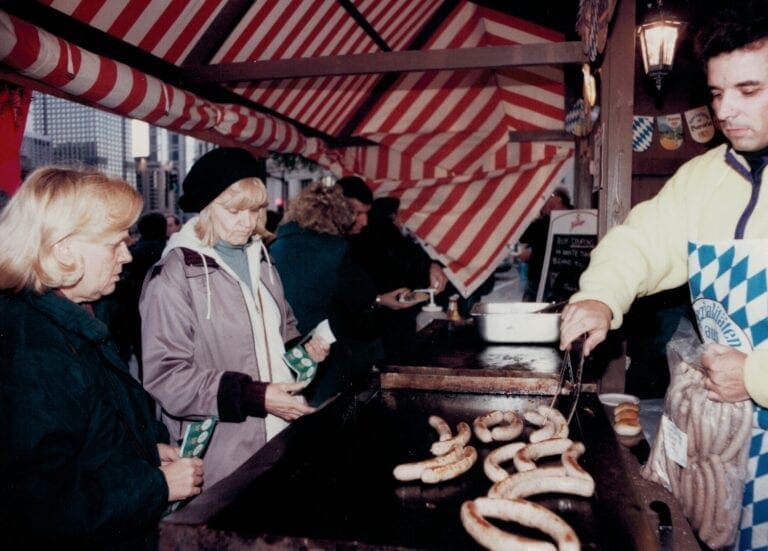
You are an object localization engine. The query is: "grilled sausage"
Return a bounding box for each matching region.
[561,442,593,481]
[487,466,568,498]
[483,442,527,482]
[431,421,472,456]
[461,497,580,551]
[422,445,477,484]
[393,445,464,481]
[494,474,595,500]
[428,415,452,442]
[513,438,573,472]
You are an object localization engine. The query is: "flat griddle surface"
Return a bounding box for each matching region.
[192,390,654,550]
[384,319,563,372]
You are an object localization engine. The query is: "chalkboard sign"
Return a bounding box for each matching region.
[537,209,597,303]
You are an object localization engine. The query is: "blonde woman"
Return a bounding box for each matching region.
[0,167,202,547]
[140,148,329,490]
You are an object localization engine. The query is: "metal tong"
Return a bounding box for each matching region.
[548,334,586,424]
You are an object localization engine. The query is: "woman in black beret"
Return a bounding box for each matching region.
[140,148,330,490]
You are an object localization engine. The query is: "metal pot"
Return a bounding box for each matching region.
[470,302,561,343]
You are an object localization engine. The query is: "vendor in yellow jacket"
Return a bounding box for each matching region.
[559,2,767,548]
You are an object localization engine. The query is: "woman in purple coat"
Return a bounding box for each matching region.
[140,148,329,490]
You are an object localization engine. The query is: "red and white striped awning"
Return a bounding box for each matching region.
[0,0,575,296]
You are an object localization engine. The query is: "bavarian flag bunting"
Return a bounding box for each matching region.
[684,106,715,143]
[657,114,684,150]
[632,116,654,152]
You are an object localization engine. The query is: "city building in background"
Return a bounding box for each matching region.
[26,91,134,185]
[134,126,215,218]
[21,92,337,221]
[19,127,52,176]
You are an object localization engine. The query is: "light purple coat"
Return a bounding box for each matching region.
[140,237,300,489]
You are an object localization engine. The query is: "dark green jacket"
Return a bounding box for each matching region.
[270,222,384,405]
[0,290,169,547]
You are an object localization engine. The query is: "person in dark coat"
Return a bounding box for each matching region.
[269,182,409,405]
[518,187,573,301]
[101,211,168,370]
[348,196,445,359]
[0,167,203,548]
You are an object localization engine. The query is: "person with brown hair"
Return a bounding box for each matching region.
[270,182,409,405]
[0,167,203,547]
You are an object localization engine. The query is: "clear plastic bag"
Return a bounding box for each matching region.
[640,330,752,549]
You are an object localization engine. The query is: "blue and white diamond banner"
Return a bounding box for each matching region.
[688,240,768,549]
[688,240,768,351]
[565,99,588,137]
[632,115,654,152]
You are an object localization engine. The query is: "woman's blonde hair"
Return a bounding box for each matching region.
[0,166,142,293]
[195,177,269,246]
[282,182,355,235]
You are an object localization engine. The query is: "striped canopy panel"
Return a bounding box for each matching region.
[0,0,573,296]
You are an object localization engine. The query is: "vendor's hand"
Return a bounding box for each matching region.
[428,262,448,293]
[157,443,180,467]
[559,299,612,356]
[701,343,750,403]
[377,287,411,310]
[161,457,204,502]
[305,335,330,362]
[266,382,316,420]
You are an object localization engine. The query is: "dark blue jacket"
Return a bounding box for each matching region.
[269,222,384,404]
[0,290,169,547]
[270,221,378,337]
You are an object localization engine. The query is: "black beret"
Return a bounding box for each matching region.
[178,148,263,213]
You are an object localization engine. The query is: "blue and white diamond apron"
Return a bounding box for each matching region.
[689,240,768,549]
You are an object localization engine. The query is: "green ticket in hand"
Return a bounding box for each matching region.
[166,416,217,515]
[282,343,318,384]
[180,416,217,458]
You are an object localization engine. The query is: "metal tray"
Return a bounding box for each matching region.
[471,302,561,343]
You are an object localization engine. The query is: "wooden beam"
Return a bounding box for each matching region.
[183,42,588,83]
[508,130,574,142]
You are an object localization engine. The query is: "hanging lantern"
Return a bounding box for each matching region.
[637,0,684,91]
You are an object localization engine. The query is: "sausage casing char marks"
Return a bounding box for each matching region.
[461,497,580,551]
[428,415,452,442]
[431,421,472,456]
[473,410,524,443]
[393,445,464,482]
[524,406,569,442]
[422,446,478,484]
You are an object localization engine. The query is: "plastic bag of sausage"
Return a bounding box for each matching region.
[640,332,752,550]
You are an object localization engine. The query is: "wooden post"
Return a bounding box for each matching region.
[597,0,635,237]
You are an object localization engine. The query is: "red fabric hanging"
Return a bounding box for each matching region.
[0,81,31,196]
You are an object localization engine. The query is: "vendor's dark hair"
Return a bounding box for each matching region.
[694,0,768,64]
